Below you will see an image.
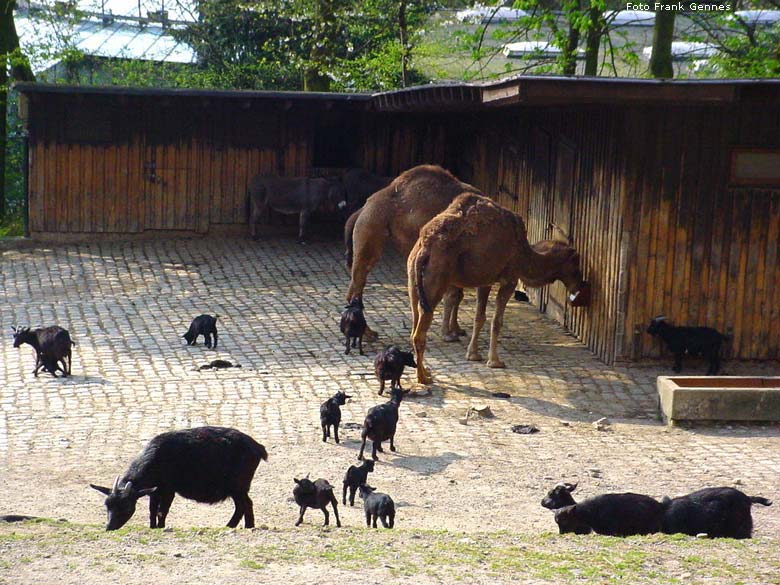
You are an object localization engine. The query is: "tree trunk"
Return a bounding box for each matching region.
[1,1,33,81]
[303,0,335,92]
[583,4,603,76]
[650,10,675,79]
[562,21,580,75]
[398,0,409,87]
[561,0,581,76]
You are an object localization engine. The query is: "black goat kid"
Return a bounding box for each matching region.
[646,315,725,375]
[343,460,375,506]
[320,391,351,443]
[183,314,219,348]
[340,297,367,355]
[374,346,416,395]
[359,484,395,528]
[90,426,267,530]
[358,387,410,461]
[293,476,341,527]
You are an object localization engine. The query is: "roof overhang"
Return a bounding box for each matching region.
[14,76,780,114]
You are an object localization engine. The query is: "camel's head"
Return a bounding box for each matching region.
[554,245,590,307]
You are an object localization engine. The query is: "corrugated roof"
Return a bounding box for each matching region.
[16,9,195,73]
[27,0,197,23]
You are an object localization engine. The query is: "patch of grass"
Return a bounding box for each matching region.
[239,559,265,570]
[1,521,779,583]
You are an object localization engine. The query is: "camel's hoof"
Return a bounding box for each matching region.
[487,359,506,369]
[443,333,460,342]
[417,375,434,385]
[466,352,482,362]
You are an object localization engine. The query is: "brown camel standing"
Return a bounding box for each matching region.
[407,193,588,384]
[346,165,481,340]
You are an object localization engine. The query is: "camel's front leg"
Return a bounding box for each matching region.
[486,282,516,368]
[346,222,386,303]
[466,286,491,361]
[441,287,465,342]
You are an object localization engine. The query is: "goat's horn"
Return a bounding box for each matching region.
[112,475,121,492]
[124,481,133,492]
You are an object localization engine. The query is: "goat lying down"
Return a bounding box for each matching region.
[543,482,773,538]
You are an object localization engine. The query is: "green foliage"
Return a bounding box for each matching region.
[688,16,780,78]
[1,90,24,234]
[458,0,639,79]
[170,0,430,91]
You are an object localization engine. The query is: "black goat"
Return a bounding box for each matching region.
[340,297,367,355]
[553,493,665,536]
[320,391,351,443]
[374,346,416,395]
[359,484,395,528]
[293,476,341,527]
[343,460,375,506]
[541,482,578,509]
[183,314,219,348]
[646,315,725,375]
[12,325,74,377]
[660,487,772,539]
[90,426,267,530]
[358,387,410,461]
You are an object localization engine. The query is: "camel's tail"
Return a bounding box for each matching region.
[413,249,432,314]
[344,208,362,271]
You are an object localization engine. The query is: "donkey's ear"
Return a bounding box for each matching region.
[89,484,112,496]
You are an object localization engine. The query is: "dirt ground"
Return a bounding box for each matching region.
[1,236,779,584]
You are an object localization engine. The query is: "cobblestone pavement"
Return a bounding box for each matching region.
[1,237,778,535]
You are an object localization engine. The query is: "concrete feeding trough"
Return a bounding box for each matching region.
[657,376,780,425]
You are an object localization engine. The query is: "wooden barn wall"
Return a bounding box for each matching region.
[357,113,449,175]
[475,110,624,364]
[27,94,334,234]
[620,104,780,361]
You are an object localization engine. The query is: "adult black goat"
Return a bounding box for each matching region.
[12,325,74,377]
[90,426,267,530]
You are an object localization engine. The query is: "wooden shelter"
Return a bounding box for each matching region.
[15,78,780,365]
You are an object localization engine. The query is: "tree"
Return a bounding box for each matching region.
[649,9,675,78]
[687,6,780,77]
[1,0,35,220]
[462,0,634,79]
[175,0,428,91]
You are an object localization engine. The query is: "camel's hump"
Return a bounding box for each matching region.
[420,193,527,243]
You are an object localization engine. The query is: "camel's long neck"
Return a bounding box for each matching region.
[514,241,564,288]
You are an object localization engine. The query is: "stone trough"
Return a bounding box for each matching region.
[657,376,780,425]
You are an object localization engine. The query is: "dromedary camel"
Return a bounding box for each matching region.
[407,193,589,384]
[345,165,481,340]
